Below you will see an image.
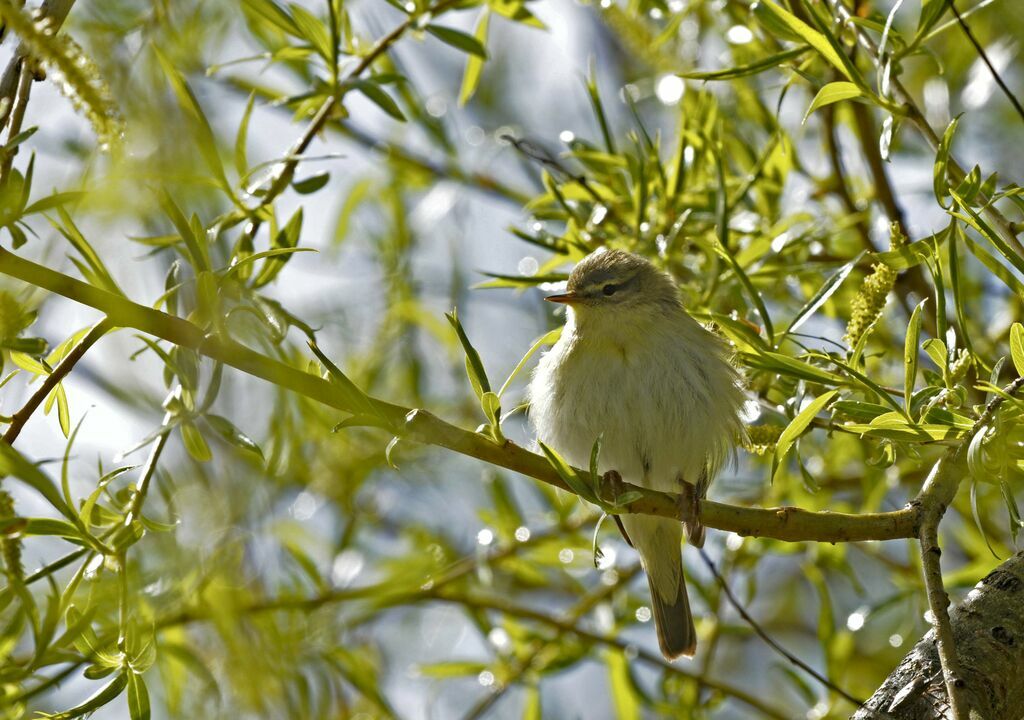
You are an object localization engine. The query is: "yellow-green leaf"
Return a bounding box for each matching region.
[803,82,864,123]
[754,1,854,81]
[1010,323,1024,376]
[459,10,490,106]
[773,390,838,481]
[905,301,925,411]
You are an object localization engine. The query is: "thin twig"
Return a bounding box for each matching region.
[500,133,630,233]
[697,547,867,709]
[945,0,1024,125]
[221,76,532,207]
[0,58,31,185]
[918,502,967,720]
[3,316,112,444]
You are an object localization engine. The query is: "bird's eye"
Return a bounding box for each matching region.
[602,284,618,296]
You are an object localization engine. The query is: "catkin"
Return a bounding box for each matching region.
[844,223,906,348]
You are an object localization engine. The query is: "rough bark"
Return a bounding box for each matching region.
[853,551,1024,719]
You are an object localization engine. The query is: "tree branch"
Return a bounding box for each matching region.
[3,316,111,444]
[0,247,925,544]
[853,551,1024,719]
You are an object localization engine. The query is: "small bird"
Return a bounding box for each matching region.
[528,249,745,659]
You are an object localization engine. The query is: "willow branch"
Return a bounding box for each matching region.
[3,316,111,444]
[918,491,967,720]
[906,378,1024,718]
[0,247,929,543]
[853,551,1024,719]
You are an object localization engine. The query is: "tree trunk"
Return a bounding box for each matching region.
[853,551,1024,719]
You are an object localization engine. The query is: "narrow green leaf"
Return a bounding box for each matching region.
[53,383,70,437]
[680,45,809,81]
[252,207,303,287]
[43,672,128,720]
[754,1,855,81]
[24,191,86,216]
[539,441,598,504]
[292,172,330,194]
[1010,323,1024,376]
[180,421,212,462]
[934,115,960,208]
[446,309,491,401]
[802,82,864,123]
[234,92,256,178]
[385,435,400,469]
[22,517,85,540]
[0,442,77,522]
[242,0,302,36]
[458,10,490,106]
[426,24,487,58]
[153,46,232,196]
[349,80,406,121]
[158,191,210,272]
[605,649,640,720]
[949,189,1024,279]
[290,4,332,60]
[905,300,925,411]
[772,390,838,481]
[52,208,122,295]
[307,341,384,421]
[497,328,560,398]
[222,247,317,279]
[204,414,264,459]
[785,251,863,336]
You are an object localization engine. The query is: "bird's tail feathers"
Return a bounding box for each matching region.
[646,560,696,660]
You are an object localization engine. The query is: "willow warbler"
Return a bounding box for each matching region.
[528,249,745,659]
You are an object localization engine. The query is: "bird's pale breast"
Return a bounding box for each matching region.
[530,318,733,493]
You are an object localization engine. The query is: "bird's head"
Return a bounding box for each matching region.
[546,249,680,322]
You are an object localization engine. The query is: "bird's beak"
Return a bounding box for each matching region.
[545,292,581,305]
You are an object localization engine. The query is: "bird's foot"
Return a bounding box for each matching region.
[676,481,699,523]
[599,469,626,505]
[678,481,705,547]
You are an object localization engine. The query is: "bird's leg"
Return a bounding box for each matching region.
[677,480,699,524]
[600,470,635,547]
[678,480,705,547]
[599,469,626,505]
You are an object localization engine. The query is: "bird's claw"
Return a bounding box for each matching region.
[677,481,701,524]
[678,481,705,547]
[600,469,625,505]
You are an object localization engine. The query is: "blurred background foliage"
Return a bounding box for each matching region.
[0,0,1022,717]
